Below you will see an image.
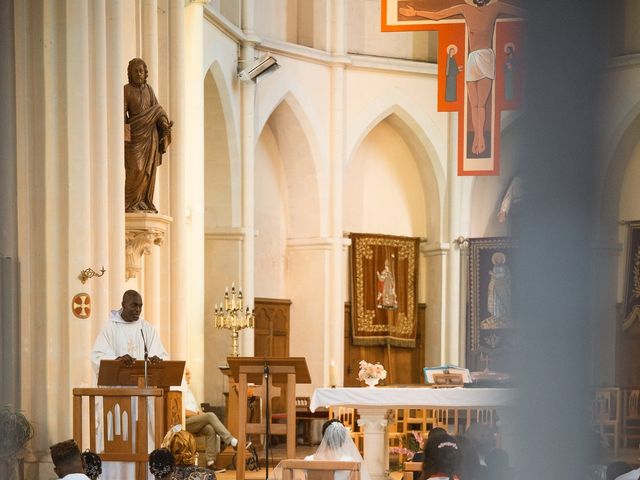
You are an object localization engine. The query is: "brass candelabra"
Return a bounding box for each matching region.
[213,284,255,357]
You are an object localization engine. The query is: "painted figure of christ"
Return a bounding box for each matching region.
[400,0,524,155]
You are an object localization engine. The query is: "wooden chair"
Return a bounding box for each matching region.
[592,387,621,456]
[402,461,422,480]
[279,459,361,480]
[623,388,640,447]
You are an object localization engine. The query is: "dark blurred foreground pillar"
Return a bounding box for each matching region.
[512,0,603,478]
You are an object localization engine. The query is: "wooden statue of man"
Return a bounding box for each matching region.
[124,58,173,213]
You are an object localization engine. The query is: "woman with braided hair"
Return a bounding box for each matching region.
[81,450,102,480]
[148,448,175,480]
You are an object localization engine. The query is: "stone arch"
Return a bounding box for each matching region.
[347,100,443,240]
[204,61,241,229]
[257,90,322,238]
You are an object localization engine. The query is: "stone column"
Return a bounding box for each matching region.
[66,0,94,407]
[141,0,162,327]
[239,0,257,355]
[0,0,19,409]
[184,0,209,392]
[444,112,463,364]
[90,0,110,343]
[356,408,389,480]
[327,0,347,387]
[169,0,188,359]
[141,0,159,88]
[106,0,126,307]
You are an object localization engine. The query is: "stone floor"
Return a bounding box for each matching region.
[213,444,640,480]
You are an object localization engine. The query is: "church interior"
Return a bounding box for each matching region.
[4,0,640,479]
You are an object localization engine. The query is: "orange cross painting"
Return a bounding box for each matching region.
[382,0,524,176]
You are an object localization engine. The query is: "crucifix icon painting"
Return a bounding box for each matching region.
[382,0,524,175]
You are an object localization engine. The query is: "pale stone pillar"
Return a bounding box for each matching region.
[169,0,188,359]
[444,113,463,364]
[287,241,332,394]
[184,0,208,395]
[140,0,162,329]
[356,408,389,480]
[90,0,110,341]
[142,0,159,88]
[422,243,448,366]
[107,0,126,307]
[239,0,257,356]
[327,0,347,386]
[204,230,244,403]
[66,0,94,401]
[0,0,19,409]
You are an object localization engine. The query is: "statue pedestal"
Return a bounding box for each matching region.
[125,212,172,280]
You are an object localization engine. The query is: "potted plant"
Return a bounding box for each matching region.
[0,405,34,480]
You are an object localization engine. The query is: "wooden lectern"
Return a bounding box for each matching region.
[226,357,311,480]
[73,360,185,480]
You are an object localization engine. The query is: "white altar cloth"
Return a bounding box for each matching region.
[310,387,515,412]
[310,387,516,480]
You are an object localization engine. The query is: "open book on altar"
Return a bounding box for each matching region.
[423,365,472,386]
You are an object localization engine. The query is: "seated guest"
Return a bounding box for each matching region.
[274,419,371,480]
[454,435,482,480]
[50,439,91,479]
[412,427,448,480]
[183,366,246,473]
[149,448,175,480]
[80,450,102,480]
[163,426,216,479]
[422,433,461,480]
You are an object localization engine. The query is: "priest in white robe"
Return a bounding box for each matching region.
[91,289,169,480]
[91,290,168,368]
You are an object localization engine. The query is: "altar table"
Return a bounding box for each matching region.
[310,387,516,480]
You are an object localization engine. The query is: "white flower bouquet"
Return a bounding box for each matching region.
[357,360,387,382]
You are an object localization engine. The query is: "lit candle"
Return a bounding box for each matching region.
[329,361,338,387]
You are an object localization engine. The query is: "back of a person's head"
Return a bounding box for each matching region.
[81,450,102,480]
[50,439,83,476]
[422,433,461,479]
[321,418,344,437]
[322,420,348,450]
[149,448,175,479]
[428,427,448,439]
[168,429,197,465]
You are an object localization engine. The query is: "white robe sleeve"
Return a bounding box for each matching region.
[91,324,118,371]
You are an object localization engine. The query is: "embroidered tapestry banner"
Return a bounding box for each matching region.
[350,233,419,347]
[466,237,515,373]
[622,222,640,332]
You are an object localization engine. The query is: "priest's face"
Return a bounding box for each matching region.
[121,293,143,322]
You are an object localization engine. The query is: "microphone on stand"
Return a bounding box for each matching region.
[141,329,149,387]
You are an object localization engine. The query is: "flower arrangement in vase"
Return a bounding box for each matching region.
[358,360,387,387]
